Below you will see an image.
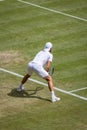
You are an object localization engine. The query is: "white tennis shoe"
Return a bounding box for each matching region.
[52,96,60,102]
[17,86,24,92]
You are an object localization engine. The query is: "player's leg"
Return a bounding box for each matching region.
[17,62,33,91]
[44,75,60,102]
[17,74,31,91]
[34,65,60,102]
[44,75,54,91]
[21,74,31,84]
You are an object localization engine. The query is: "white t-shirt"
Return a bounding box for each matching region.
[32,50,53,66]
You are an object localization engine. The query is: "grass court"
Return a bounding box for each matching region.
[0,0,87,130]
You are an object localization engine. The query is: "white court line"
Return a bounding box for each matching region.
[69,87,87,93]
[0,67,87,101]
[17,0,87,22]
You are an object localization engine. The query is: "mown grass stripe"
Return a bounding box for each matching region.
[17,0,87,22]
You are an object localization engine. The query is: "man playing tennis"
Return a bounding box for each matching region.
[17,42,60,102]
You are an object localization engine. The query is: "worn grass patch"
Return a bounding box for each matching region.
[0,50,25,67]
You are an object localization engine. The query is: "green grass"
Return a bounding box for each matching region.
[0,0,87,130]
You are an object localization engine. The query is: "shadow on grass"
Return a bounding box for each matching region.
[7,87,51,102]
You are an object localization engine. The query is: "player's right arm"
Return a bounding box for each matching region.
[45,60,51,72]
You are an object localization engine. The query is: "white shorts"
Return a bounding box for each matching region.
[27,62,49,78]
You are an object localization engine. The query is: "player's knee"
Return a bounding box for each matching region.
[44,75,52,82]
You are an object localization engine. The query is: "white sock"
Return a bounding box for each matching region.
[19,83,23,88]
[51,91,55,97]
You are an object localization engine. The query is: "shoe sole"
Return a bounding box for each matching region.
[52,98,60,102]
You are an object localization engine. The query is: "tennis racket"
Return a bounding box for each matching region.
[48,66,54,76]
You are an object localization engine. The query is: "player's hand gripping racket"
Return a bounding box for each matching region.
[48,67,54,76]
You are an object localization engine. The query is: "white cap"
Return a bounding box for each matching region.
[44,42,53,51]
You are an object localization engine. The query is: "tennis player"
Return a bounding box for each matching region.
[17,42,60,102]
